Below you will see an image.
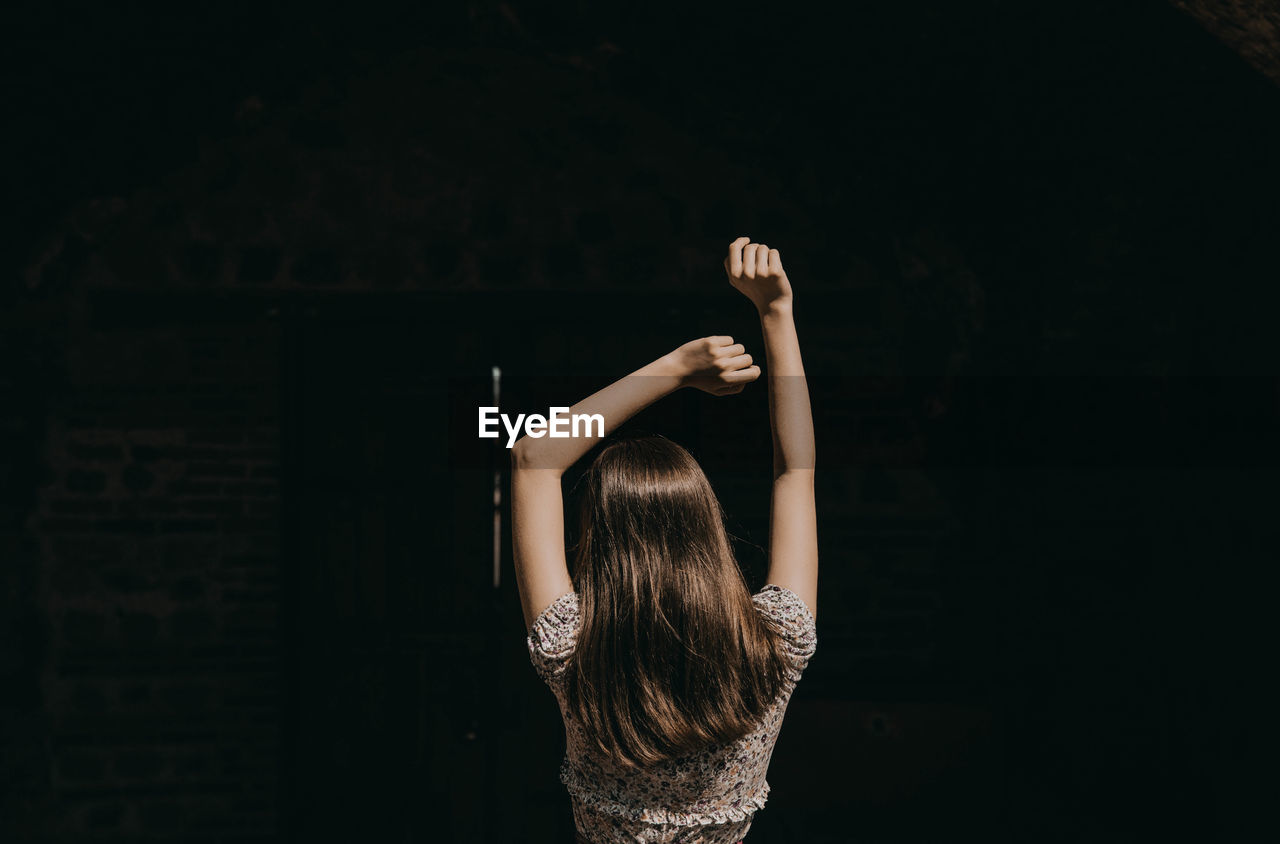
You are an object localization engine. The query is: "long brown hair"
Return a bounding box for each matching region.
[565,435,788,769]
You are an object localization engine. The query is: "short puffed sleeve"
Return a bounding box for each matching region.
[526,592,581,684]
[752,584,818,679]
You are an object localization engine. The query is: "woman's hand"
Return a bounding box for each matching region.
[724,236,793,313]
[667,336,761,395]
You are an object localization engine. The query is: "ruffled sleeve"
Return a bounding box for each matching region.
[526,592,581,683]
[752,584,817,679]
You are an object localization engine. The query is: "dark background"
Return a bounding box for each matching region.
[2,1,1276,841]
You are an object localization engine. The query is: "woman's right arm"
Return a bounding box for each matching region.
[725,237,818,618]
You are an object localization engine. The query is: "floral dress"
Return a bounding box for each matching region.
[527,584,818,844]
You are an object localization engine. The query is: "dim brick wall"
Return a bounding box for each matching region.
[4,43,979,841]
[18,317,282,841]
[20,47,861,301]
[812,391,950,687]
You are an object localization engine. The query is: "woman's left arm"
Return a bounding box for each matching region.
[511,336,760,629]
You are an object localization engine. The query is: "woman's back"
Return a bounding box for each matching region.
[528,584,817,844]
[509,238,816,842]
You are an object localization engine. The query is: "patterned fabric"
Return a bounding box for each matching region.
[528,584,817,844]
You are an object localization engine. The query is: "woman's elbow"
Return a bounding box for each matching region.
[510,437,531,468]
[774,466,816,483]
[509,437,550,470]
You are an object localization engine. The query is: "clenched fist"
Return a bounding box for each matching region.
[724,236,793,313]
[668,336,761,396]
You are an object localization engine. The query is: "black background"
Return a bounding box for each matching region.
[3,1,1276,841]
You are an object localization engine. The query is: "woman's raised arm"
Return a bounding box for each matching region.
[724,237,818,618]
[510,337,761,629]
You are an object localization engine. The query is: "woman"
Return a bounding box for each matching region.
[511,237,817,844]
